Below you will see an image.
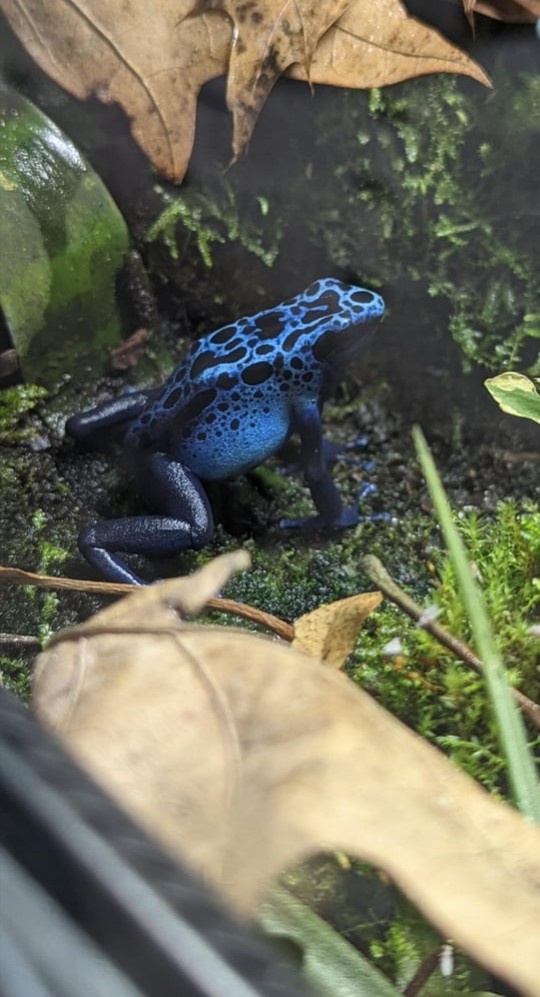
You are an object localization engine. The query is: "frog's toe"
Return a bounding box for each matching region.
[358,481,377,501]
[279,507,360,530]
[333,506,361,527]
[279,513,324,530]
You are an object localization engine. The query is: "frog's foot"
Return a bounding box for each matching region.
[279,469,385,531]
[357,480,377,501]
[78,512,214,585]
[280,506,360,530]
[322,435,369,464]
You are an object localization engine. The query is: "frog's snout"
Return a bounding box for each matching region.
[306,278,385,327]
[367,290,385,319]
[343,285,385,325]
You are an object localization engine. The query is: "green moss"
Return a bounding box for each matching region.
[0,653,32,700]
[0,438,80,700]
[314,74,540,372]
[147,180,282,269]
[196,502,436,626]
[282,856,489,993]
[369,902,487,994]
[0,384,48,442]
[351,499,539,795]
[0,81,129,384]
[31,508,69,573]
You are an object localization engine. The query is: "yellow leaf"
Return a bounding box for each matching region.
[293,591,382,668]
[485,372,540,424]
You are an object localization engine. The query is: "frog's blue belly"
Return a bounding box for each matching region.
[173,408,291,480]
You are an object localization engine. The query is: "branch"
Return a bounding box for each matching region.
[361,555,540,729]
[0,565,294,642]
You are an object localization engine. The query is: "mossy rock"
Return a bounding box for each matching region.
[0,79,129,385]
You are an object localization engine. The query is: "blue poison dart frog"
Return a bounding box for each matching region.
[66,278,385,585]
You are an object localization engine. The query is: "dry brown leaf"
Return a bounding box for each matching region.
[193,0,353,158]
[33,570,540,996]
[464,0,540,22]
[289,0,491,90]
[110,328,149,371]
[1,0,490,183]
[0,0,231,182]
[293,591,382,668]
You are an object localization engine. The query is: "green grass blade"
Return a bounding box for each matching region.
[260,887,401,997]
[412,426,540,822]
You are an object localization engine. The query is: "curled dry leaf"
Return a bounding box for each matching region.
[110,328,149,371]
[195,0,352,73]
[33,566,540,996]
[464,0,540,22]
[196,0,353,159]
[41,548,250,644]
[293,591,382,668]
[1,0,490,182]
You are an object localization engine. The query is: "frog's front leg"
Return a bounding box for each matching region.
[77,451,214,585]
[281,404,359,529]
[66,391,151,450]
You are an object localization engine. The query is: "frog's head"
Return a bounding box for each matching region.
[301,278,385,372]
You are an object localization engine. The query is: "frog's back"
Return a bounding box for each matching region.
[127,279,383,479]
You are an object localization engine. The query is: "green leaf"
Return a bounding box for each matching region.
[412,427,540,823]
[0,79,129,384]
[484,372,540,424]
[260,887,400,997]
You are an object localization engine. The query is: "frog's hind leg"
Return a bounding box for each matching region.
[77,451,214,585]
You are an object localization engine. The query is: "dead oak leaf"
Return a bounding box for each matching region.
[288,0,491,90]
[293,591,382,668]
[0,0,232,183]
[192,0,354,158]
[2,0,491,183]
[193,0,354,77]
[465,0,540,22]
[32,568,540,997]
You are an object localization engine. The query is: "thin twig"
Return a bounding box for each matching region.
[0,633,41,647]
[403,945,443,997]
[205,595,294,641]
[0,565,294,642]
[361,555,540,729]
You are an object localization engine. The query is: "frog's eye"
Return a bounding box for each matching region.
[313,330,344,361]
